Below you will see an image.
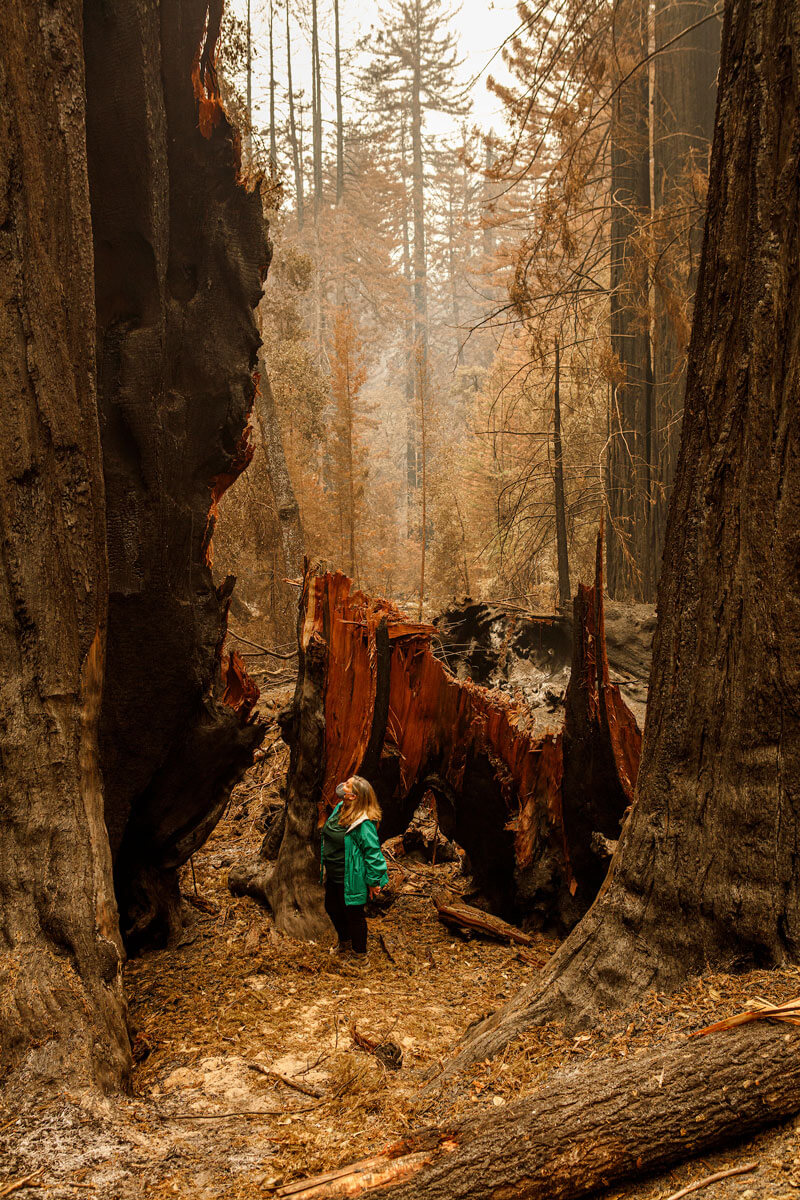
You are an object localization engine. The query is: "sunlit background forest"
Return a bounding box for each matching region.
[210,0,718,645]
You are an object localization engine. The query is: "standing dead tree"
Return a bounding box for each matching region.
[83,0,268,952]
[230,530,641,936]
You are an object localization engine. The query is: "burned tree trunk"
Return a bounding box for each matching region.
[433,0,800,1083]
[254,351,305,635]
[235,546,641,937]
[0,0,129,1089]
[278,1022,800,1200]
[83,0,268,951]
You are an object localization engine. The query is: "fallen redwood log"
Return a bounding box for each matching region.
[274,1023,800,1200]
[432,891,534,947]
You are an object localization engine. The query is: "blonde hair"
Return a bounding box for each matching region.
[339,776,381,827]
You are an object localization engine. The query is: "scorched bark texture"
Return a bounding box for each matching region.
[83,0,269,950]
[278,1023,800,1200]
[433,0,800,1084]
[0,0,129,1089]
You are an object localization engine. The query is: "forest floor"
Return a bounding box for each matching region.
[2,686,800,1199]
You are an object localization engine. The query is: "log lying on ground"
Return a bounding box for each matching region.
[432,891,534,947]
[237,531,641,936]
[275,1023,800,1200]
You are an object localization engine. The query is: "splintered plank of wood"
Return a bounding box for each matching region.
[432,891,534,947]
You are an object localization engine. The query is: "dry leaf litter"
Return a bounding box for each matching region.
[1,687,799,1199]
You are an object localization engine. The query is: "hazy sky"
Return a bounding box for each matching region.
[227,0,520,145]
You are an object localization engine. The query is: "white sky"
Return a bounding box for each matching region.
[226,0,520,146]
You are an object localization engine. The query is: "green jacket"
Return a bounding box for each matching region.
[320,801,389,906]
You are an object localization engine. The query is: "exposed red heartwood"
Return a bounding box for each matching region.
[221,650,261,722]
[255,534,642,935]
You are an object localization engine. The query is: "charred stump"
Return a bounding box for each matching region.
[235,544,641,937]
[83,0,268,950]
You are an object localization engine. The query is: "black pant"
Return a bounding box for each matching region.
[324,879,367,954]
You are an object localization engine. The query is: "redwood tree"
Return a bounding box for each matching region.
[439,0,800,1077]
[0,0,129,1090]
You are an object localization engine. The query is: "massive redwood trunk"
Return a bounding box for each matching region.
[232,541,641,938]
[433,0,800,1084]
[83,0,268,950]
[0,0,129,1090]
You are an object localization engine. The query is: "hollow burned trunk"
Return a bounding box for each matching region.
[431,0,800,1085]
[83,0,268,950]
[0,0,129,1090]
[233,535,641,938]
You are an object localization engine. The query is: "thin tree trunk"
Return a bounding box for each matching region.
[269,0,278,173]
[245,0,252,158]
[606,0,655,601]
[400,115,418,529]
[651,0,721,582]
[311,0,323,219]
[553,340,571,609]
[254,354,305,635]
[334,0,344,205]
[417,350,427,621]
[433,0,800,1081]
[0,0,129,1090]
[286,7,304,230]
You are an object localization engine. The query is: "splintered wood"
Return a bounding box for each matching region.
[297,523,643,929]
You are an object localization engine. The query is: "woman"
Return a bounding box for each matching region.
[320,775,389,957]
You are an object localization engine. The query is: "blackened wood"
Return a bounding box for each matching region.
[83,0,268,949]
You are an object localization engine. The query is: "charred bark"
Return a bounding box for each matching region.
[0,0,129,1089]
[83,0,268,950]
[229,566,330,939]
[432,0,800,1084]
[236,551,640,937]
[278,1023,800,1200]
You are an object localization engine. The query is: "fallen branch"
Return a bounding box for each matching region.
[432,891,534,947]
[664,1162,758,1200]
[0,1174,44,1198]
[247,1062,325,1099]
[351,1025,403,1071]
[273,1022,800,1199]
[226,628,298,659]
[181,891,220,916]
[692,995,800,1037]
